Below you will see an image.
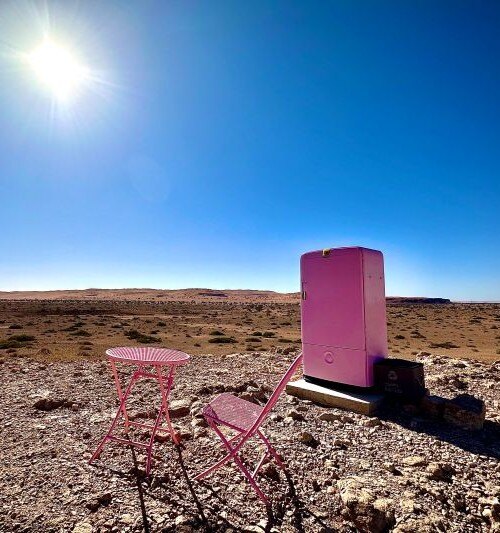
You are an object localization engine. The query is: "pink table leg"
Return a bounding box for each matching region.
[110,360,130,430]
[145,365,178,475]
[90,362,181,475]
[89,368,141,464]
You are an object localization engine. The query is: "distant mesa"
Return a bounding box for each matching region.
[0,288,451,304]
[386,297,451,305]
[197,291,228,298]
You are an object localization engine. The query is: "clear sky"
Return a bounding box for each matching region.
[0,1,499,300]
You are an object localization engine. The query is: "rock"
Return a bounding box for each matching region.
[72,523,92,533]
[261,463,280,482]
[286,409,305,421]
[400,498,415,514]
[402,456,428,467]
[394,514,445,533]
[332,438,349,449]
[419,395,445,419]
[452,494,466,512]
[33,397,68,411]
[191,417,208,428]
[383,462,401,475]
[449,377,468,390]
[298,431,318,447]
[169,399,191,418]
[337,477,395,533]
[318,412,342,422]
[175,515,194,531]
[362,417,383,427]
[426,462,456,482]
[443,394,486,430]
[119,513,134,525]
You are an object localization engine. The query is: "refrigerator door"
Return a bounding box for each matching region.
[302,343,368,387]
[301,248,366,351]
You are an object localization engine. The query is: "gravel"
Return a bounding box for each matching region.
[0,351,498,532]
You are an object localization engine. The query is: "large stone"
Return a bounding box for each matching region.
[426,462,456,482]
[443,394,486,431]
[286,409,305,421]
[402,455,428,467]
[298,431,318,447]
[169,399,191,418]
[337,477,395,533]
[33,397,68,411]
[420,395,446,419]
[72,523,92,533]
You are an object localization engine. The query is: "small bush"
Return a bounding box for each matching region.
[209,330,225,336]
[251,331,262,336]
[262,331,275,338]
[71,330,92,337]
[8,324,22,330]
[208,336,236,344]
[429,341,459,349]
[245,337,262,342]
[125,329,160,344]
[0,334,36,349]
[0,340,21,349]
[10,334,36,342]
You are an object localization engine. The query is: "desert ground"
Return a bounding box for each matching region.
[0,288,499,363]
[0,290,499,532]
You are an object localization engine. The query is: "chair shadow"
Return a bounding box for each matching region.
[119,443,337,532]
[375,397,500,460]
[265,470,335,533]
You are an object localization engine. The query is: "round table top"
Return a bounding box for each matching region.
[106,346,190,366]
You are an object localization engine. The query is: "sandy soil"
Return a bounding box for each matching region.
[0,289,498,363]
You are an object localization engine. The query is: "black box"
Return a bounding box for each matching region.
[374,358,425,400]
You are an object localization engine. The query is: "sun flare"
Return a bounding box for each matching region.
[28,39,88,102]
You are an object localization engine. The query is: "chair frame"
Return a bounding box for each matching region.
[193,353,303,504]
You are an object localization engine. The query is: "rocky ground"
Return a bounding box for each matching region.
[1,298,499,363]
[0,350,499,532]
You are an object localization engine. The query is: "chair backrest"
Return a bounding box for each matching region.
[248,352,303,434]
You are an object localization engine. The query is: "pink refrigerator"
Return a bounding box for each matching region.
[300,246,388,388]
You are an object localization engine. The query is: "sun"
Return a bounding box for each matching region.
[28,39,88,102]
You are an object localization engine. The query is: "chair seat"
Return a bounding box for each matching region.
[203,393,264,432]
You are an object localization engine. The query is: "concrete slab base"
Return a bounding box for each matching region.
[286,378,385,416]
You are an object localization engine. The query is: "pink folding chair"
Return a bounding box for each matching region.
[193,353,303,505]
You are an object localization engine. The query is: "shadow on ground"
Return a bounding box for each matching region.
[96,443,336,532]
[377,398,500,461]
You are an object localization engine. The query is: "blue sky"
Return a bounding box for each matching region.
[0,1,499,300]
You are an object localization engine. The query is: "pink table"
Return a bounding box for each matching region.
[89,347,190,475]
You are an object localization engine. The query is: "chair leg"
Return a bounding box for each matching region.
[252,450,269,478]
[194,421,269,505]
[257,430,285,469]
[192,421,238,480]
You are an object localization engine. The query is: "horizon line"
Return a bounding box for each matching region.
[0,286,498,304]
